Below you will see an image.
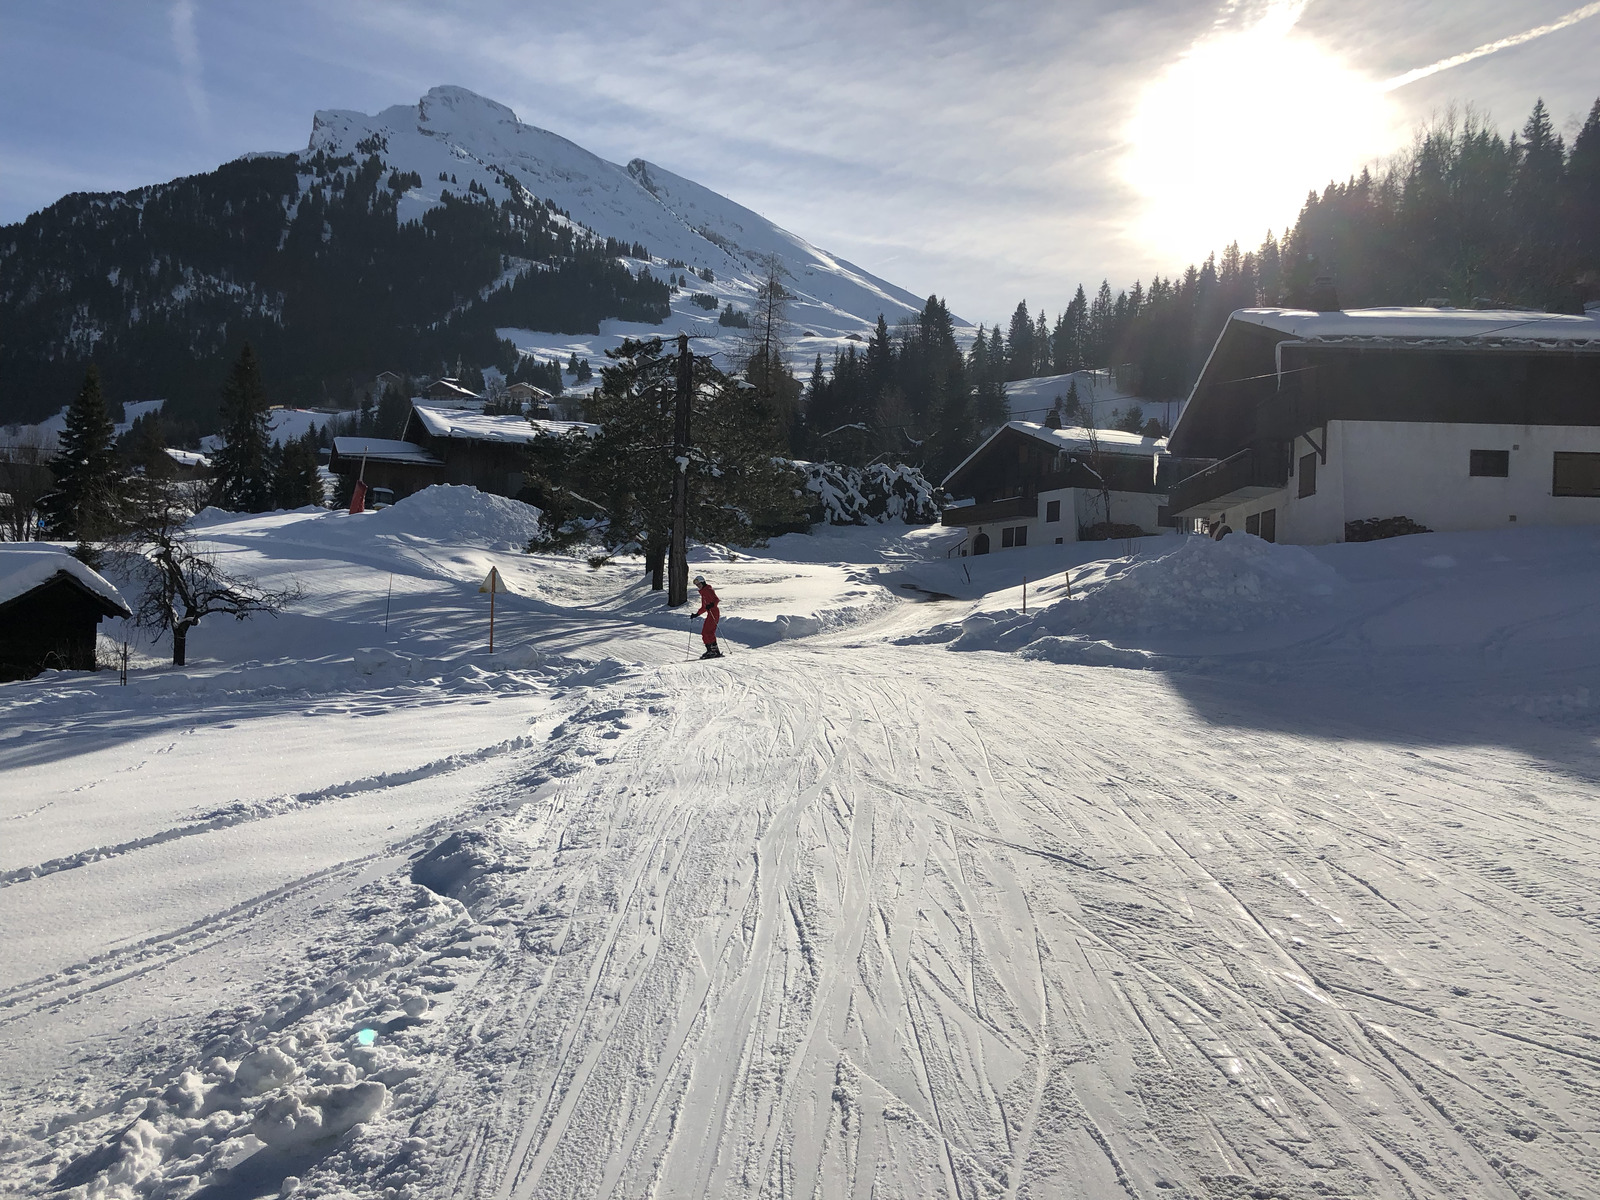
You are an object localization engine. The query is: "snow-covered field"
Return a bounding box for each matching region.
[6,494,1600,1199]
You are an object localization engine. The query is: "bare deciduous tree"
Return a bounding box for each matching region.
[120,486,301,666]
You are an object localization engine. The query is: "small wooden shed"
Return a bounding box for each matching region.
[0,545,132,681]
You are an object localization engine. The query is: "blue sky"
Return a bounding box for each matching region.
[2,1,1597,322]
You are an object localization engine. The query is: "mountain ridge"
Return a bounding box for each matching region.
[0,85,935,431]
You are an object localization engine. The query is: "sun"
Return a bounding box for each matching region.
[1122,9,1398,265]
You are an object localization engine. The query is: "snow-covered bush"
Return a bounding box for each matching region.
[798,461,938,526]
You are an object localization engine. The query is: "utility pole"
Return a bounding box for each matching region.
[668,333,692,607]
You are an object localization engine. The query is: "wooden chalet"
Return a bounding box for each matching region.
[424,378,483,404]
[329,401,596,503]
[940,421,1204,553]
[1167,307,1600,543]
[0,545,131,680]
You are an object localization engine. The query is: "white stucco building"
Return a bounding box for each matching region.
[940,422,1197,553]
[1167,307,1600,544]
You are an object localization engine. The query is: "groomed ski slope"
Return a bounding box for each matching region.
[6,497,1600,1198]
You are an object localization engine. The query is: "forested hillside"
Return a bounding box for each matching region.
[0,149,668,431]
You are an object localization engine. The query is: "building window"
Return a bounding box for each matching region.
[1553,452,1600,497]
[1298,452,1318,498]
[1245,513,1260,535]
[1045,499,1061,522]
[1470,449,1509,477]
[1001,526,1014,548]
[1260,508,1276,542]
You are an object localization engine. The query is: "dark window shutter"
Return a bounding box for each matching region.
[1298,452,1318,498]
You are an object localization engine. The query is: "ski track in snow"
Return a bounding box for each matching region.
[94,639,1582,1200]
[10,526,1600,1197]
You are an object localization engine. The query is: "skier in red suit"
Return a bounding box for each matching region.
[691,574,721,659]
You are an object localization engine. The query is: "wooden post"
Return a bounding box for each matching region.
[668,334,692,608]
[479,566,502,651]
[1064,568,1073,598]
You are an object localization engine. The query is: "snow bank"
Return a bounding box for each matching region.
[197,485,542,550]
[359,484,542,546]
[945,533,1344,656]
[800,461,937,525]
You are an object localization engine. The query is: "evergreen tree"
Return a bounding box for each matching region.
[120,409,173,479]
[212,343,275,512]
[537,338,803,585]
[375,383,411,437]
[1004,301,1033,381]
[273,430,324,508]
[865,315,893,407]
[41,365,124,545]
[1087,280,1115,367]
[1062,379,1083,425]
[1568,100,1600,298]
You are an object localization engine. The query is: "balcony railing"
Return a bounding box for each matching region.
[940,494,1039,527]
[1168,443,1289,515]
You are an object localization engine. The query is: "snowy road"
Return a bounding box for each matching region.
[399,635,1600,1200]
[9,513,1600,1198]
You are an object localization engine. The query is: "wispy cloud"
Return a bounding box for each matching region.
[169,0,209,128]
[1382,1,1600,91]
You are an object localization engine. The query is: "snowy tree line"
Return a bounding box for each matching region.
[979,96,1600,402]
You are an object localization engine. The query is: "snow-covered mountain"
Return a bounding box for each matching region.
[308,86,932,370]
[0,85,943,428]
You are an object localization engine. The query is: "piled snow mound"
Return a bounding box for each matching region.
[358,485,543,546]
[950,534,1344,654]
[1064,533,1343,636]
[800,461,937,525]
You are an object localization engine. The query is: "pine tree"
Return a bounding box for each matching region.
[537,338,803,583]
[212,344,275,512]
[375,383,411,437]
[273,430,324,508]
[45,368,120,543]
[1004,301,1033,381]
[120,408,173,479]
[42,365,124,546]
[1568,100,1600,294]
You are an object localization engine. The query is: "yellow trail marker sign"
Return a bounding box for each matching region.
[479,566,502,650]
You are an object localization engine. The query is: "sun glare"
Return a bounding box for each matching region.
[1123,12,1397,265]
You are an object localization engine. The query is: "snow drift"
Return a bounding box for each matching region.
[946,533,1344,656]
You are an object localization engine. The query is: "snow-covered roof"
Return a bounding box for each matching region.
[164,448,211,468]
[1231,307,1600,345]
[942,421,1166,490]
[409,402,596,444]
[1010,421,1166,457]
[426,380,484,402]
[504,382,553,399]
[331,437,443,465]
[0,544,130,616]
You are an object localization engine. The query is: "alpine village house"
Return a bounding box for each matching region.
[328,397,593,506]
[940,422,1203,552]
[1166,306,1600,543]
